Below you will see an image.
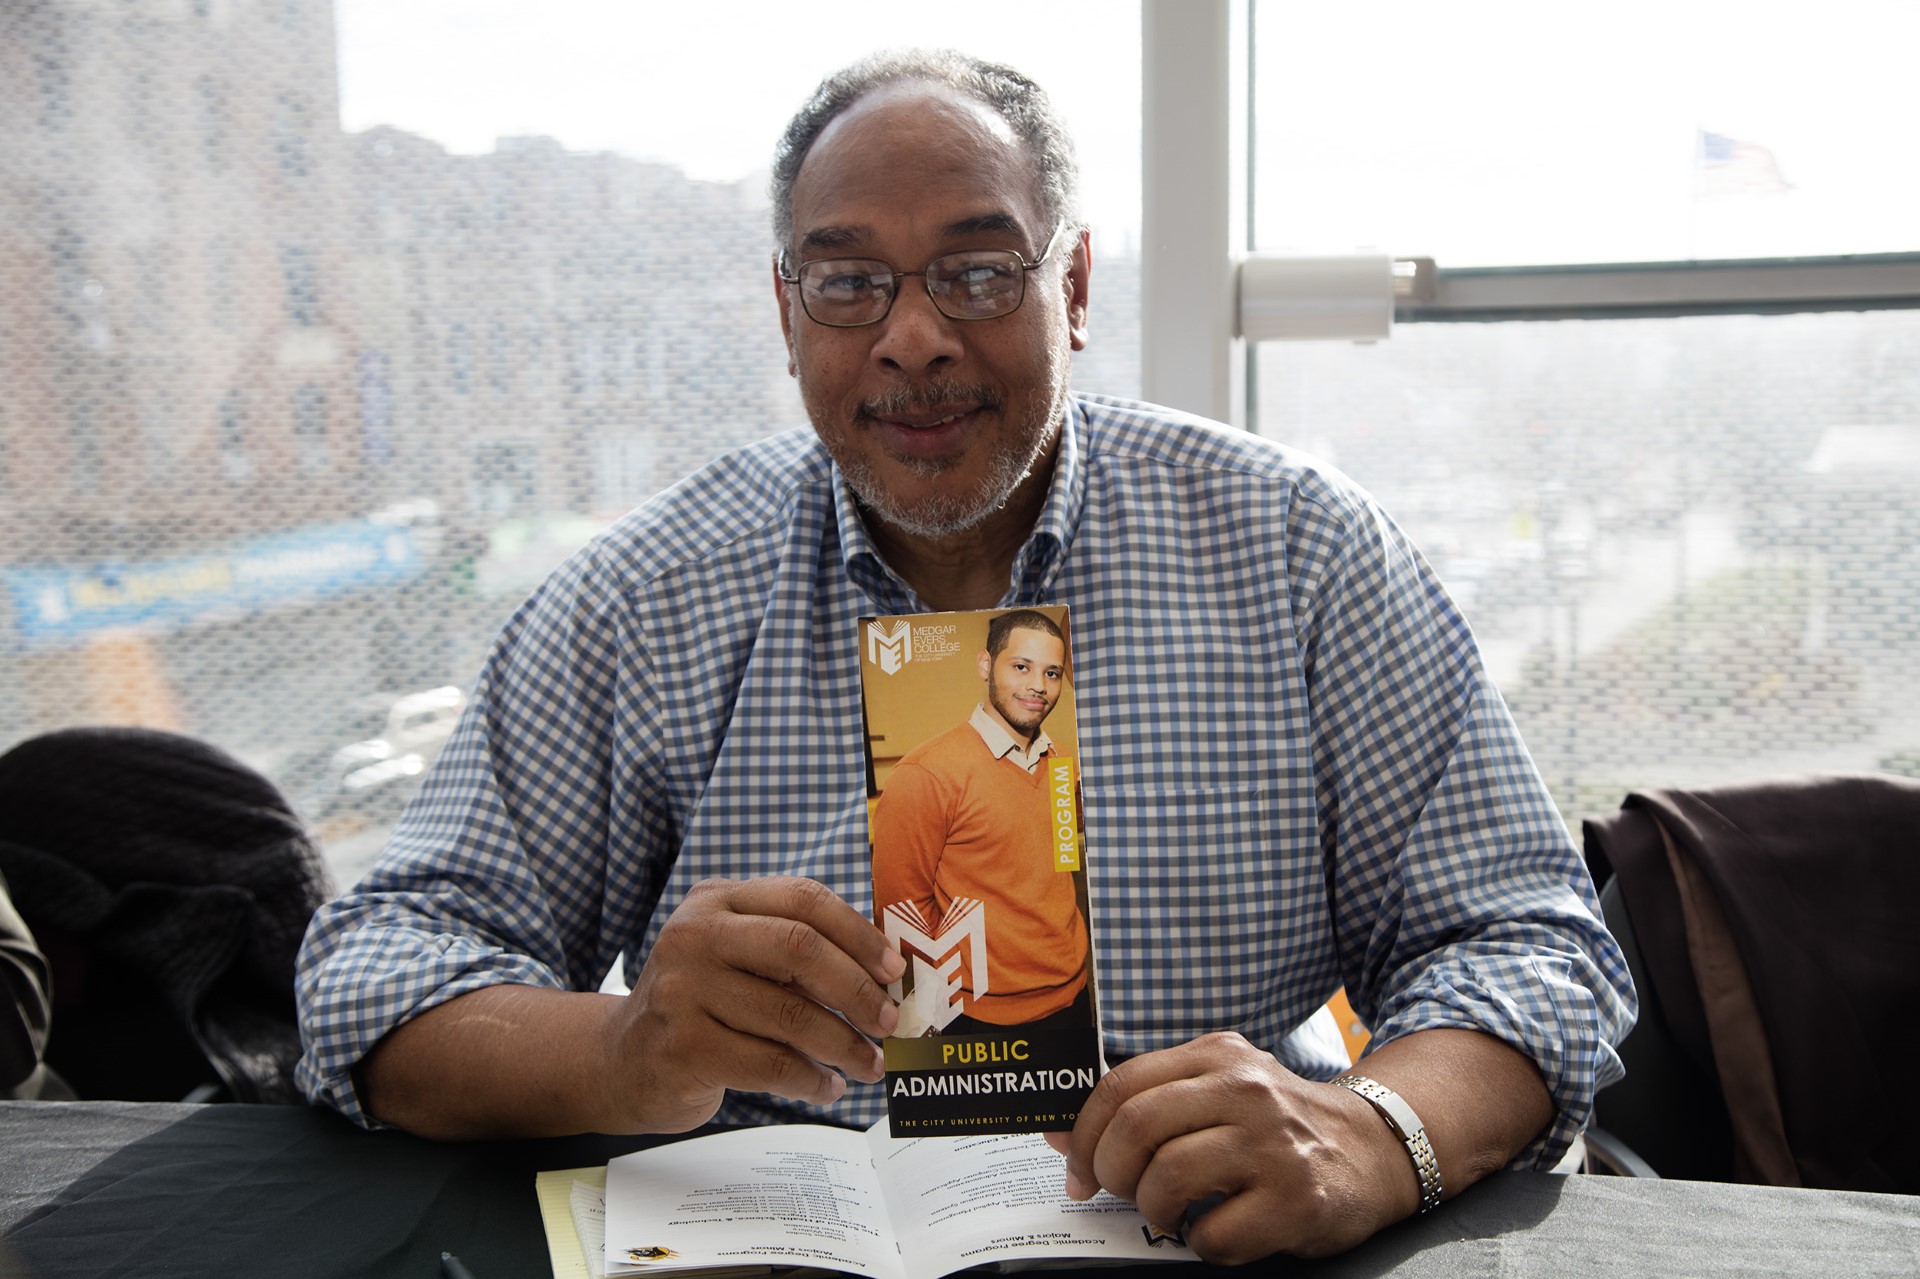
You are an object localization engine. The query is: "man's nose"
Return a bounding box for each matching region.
[869,281,964,375]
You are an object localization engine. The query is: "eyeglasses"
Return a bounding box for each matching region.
[779,222,1066,328]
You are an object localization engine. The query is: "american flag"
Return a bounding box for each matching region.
[1695,129,1795,199]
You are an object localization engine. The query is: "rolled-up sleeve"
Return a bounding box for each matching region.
[294,544,671,1126]
[1295,485,1636,1167]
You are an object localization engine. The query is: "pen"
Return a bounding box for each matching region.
[440,1251,479,1279]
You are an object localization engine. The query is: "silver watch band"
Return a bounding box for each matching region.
[1331,1073,1443,1213]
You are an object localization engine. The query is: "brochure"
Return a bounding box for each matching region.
[856,606,1103,1136]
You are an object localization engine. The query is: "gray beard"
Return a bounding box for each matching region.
[838,348,1069,542]
[839,438,1036,540]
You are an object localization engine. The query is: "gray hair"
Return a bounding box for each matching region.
[769,49,1082,254]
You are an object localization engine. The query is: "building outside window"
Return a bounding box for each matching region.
[3,0,1909,894]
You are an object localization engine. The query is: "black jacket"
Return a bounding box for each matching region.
[1586,773,1920,1193]
[0,727,334,1103]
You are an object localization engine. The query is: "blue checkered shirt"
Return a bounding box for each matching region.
[295,394,1634,1166]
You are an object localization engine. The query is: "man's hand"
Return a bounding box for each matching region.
[360,876,902,1139]
[1042,1033,1416,1263]
[606,876,903,1132]
[1042,1028,1551,1264]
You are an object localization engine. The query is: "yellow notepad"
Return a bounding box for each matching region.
[536,1165,606,1279]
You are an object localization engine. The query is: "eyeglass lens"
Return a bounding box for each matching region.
[800,250,1026,326]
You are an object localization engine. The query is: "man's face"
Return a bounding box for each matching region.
[776,81,1090,543]
[978,628,1066,744]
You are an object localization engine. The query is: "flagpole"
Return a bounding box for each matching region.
[1686,126,1702,260]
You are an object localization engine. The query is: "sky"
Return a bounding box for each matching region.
[333,0,1920,267]
[333,0,1145,246]
[1249,0,1920,263]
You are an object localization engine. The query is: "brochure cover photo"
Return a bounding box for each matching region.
[856,605,1103,1136]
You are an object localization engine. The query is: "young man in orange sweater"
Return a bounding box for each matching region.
[871,609,1090,1035]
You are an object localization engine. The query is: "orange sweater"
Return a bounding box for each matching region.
[872,721,1088,1024]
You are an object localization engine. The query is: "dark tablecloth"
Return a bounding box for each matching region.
[3,1101,1916,1278]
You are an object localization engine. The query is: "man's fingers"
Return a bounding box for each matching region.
[1127,1126,1252,1244]
[715,907,898,1041]
[1058,1036,1392,1263]
[1177,1188,1305,1266]
[669,1015,855,1112]
[1084,1073,1234,1203]
[1064,1036,1219,1190]
[677,878,902,1037]
[706,966,887,1083]
[719,877,905,985]
[615,877,907,1132]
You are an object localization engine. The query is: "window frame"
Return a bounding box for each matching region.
[1140,1,1920,422]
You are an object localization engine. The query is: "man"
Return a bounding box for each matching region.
[871,609,1090,1034]
[296,50,1633,1263]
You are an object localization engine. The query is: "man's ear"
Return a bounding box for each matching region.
[773,257,798,377]
[1063,228,1091,353]
[977,649,992,684]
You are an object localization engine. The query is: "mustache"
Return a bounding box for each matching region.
[857,382,1002,419]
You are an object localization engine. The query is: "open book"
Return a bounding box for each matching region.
[581,1121,1190,1278]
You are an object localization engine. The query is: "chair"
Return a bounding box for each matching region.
[1581,774,1920,1193]
[1582,875,1731,1180]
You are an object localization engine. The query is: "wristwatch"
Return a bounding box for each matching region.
[1330,1074,1443,1213]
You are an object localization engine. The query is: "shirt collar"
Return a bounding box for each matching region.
[833,397,1088,615]
[968,703,1054,771]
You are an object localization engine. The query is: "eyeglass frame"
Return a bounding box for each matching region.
[776,221,1069,328]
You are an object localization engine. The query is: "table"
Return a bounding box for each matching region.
[3,1101,1916,1278]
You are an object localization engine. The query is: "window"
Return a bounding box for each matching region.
[279,244,320,326]
[1241,0,1920,821]
[196,76,229,172]
[217,389,254,484]
[594,435,656,515]
[293,383,330,472]
[272,92,313,179]
[2,1,1142,888]
[471,442,538,520]
[1257,311,1920,812]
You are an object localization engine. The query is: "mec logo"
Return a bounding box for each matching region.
[866,619,912,674]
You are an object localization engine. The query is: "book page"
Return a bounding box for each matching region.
[569,1179,610,1278]
[603,1126,901,1279]
[866,1125,1194,1274]
[535,1166,602,1279]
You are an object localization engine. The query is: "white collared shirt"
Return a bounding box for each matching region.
[968,703,1053,774]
